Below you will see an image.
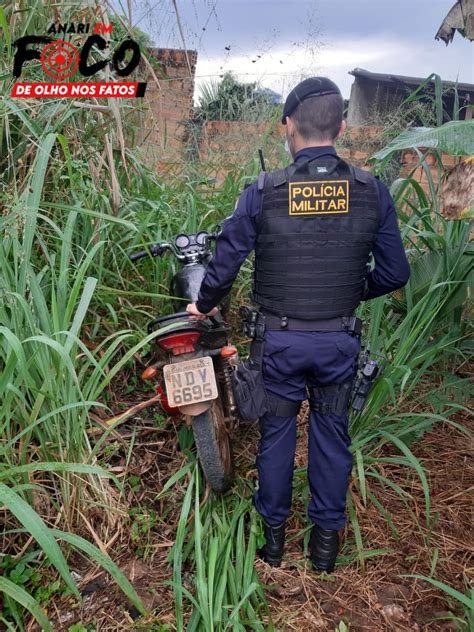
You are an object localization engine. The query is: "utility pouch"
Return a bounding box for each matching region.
[232,308,269,422]
[308,382,353,415]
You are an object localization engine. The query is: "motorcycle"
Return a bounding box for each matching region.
[129,230,240,493]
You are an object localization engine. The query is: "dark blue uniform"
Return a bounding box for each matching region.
[196,146,410,529]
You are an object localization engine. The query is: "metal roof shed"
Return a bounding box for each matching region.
[347,68,474,126]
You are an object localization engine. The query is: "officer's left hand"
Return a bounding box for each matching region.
[186,303,219,321]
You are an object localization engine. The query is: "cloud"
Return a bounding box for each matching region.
[193,25,472,108]
[129,0,472,105]
[193,37,423,102]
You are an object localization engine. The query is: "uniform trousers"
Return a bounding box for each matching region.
[252,329,360,530]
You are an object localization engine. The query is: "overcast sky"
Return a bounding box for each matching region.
[123,0,473,101]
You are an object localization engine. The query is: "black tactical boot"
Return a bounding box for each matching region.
[258,522,285,566]
[309,524,339,573]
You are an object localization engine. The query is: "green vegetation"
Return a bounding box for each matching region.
[165,464,270,631]
[1,2,473,630]
[197,72,280,122]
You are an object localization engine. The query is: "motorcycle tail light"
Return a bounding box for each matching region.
[141,366,158,381]
[220,345,238,358]
[156,382,180,416]
[157,331,201,355]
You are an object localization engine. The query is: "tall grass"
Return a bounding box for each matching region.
[0,4,253,626]
[165,463,270,631]
[0,1,207,627]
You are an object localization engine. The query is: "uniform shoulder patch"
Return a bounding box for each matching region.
[289,179,349,216]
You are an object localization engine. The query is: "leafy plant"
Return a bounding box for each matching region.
[167,465,271,631]
[371,120,474,168]
[404,575,474,628]
[68,624,94,632]
[197,72,278,122]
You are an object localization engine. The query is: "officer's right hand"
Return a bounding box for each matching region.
[186,303,219,321]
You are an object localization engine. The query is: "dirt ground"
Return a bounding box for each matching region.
[46,403,473,632]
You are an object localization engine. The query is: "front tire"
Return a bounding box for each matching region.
[192,398,233,493]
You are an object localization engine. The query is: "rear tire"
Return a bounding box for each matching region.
[192,398,233,493]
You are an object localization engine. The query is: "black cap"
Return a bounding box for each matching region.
[282,77,342,124]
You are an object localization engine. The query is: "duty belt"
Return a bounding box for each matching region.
[261,312,362,336]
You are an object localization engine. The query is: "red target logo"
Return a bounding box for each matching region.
[40,41,79,80]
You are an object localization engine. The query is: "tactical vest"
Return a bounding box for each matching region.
[252,154,380,319]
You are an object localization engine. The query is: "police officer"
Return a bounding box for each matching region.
[187,77,410,572]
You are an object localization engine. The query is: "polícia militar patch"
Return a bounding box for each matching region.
[289,180,349,216]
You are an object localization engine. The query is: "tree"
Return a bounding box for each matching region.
[197,72,278,122]
[435,0,474,44]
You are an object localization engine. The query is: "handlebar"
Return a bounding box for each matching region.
[129,243,166,262]
[129,229,221,264]
[129,250,148,262]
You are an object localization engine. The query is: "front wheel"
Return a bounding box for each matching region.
[192,398,233,493]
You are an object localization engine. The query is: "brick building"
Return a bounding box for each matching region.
[138,47,197,170]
